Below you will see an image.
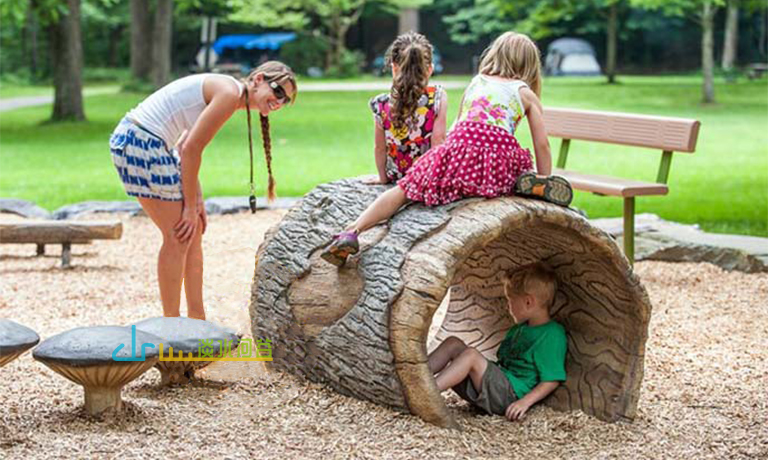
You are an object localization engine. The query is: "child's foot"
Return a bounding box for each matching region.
[515,172,573,207]
[320,231,360,267]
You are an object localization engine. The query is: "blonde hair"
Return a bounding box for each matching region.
[242,61,297,201]
[503,262,557,310]
[478,32,542,98]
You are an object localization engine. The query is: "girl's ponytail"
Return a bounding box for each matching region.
[387,32,433,130]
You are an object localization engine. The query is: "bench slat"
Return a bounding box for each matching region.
[0,221,122,244]
[555,169,669,197]
[545,108,700,153]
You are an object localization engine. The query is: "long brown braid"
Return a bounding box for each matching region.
[386,32,433,130]
[242,61,297,204]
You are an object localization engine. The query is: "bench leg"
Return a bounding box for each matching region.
[623,197,635,265]
[61,243,71,268]
[36,244,45,256]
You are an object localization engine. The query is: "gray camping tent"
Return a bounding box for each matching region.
[544,38,602,76]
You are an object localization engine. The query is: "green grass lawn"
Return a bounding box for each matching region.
[1,75,766,236]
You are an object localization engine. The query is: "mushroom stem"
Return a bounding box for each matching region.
[157,361,197,385]
[84,386,123,415]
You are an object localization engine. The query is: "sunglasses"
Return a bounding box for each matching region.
[269,81,291,104]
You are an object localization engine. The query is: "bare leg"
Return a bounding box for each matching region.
[183,215,205,320]
[434,347,488,392]
[346,186,408,233]
[138,198,191,317]
[428,336,468,374]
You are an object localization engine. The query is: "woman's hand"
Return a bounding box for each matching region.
[174,204,199,242]
[196,181,207,234]
[505,400,532,421]
[197,199,207,235]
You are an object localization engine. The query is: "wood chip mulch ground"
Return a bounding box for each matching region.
[1,211,766,459]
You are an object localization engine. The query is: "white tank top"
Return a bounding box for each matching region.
[126,73,244,147]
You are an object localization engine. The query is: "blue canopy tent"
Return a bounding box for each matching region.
[212,33,297,54]
[201,33,297,74]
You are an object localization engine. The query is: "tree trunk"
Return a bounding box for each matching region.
[606,2,618,84]
[108,25,125,68]
[27,8,39,80]
[722,1,739,70]
[250,179,652,428]
[130,0,152,81]
[151,0,173,88]
[50,0,85,121]
[702,1,716,103]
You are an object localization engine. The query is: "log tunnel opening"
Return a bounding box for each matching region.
[395,213,651,428]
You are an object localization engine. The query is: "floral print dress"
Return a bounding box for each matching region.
[369,86,443,182]
[397,76,534,206]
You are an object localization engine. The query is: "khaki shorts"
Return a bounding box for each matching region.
[452,360,518,415]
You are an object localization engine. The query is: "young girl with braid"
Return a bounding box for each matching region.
[322,32,572,266]
[109,61,296,319]
[367,32,448,185]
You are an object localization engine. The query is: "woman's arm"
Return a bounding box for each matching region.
[174,83,239,242]
[520,87,552,176]
[505,380,560,421]
[431,89,448,147]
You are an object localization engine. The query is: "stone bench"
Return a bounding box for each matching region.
[0,220,123,267]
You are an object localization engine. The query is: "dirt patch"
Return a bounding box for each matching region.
[1,211,766,459]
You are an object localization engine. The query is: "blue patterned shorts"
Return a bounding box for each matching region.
[109,117,182,201]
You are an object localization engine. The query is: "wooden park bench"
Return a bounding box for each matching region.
[543,107,701,263]
[0,220,122,267]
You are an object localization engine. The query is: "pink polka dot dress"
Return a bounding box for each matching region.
[398,76,534,206]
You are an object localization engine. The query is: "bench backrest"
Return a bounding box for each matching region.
[543,107,701,183]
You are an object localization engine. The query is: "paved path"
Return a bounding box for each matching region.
[0,86,120,112]
[0,81,468,113]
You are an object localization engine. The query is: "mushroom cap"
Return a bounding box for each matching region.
[33,326,163,367]
[133,317,241,355]
[0,319,40,358]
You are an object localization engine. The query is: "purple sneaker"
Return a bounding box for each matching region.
[320,231,360,267]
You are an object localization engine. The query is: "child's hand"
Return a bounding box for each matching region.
[362,175,388,185]
[505,400,531,421]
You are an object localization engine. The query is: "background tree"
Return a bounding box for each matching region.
[229,0,429,72]
[50,0,85,121]
[130,0,152,82]
[443,0,627,83]
[151,0,173,87]
[633,0,725,103]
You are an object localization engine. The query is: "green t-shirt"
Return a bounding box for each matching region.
[495,320,567,398]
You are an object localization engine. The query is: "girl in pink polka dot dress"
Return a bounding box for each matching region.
[321,32,573,267]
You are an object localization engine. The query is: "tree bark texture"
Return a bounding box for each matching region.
[250,179,652,428]
[702,2,716,103]
[130,0,152,81]
[50,0,84,121]
[152,0,173,88]
[722,1,739,70]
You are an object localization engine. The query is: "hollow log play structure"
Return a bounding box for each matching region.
[250,179,652,428]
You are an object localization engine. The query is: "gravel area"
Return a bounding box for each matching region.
[1,211,766,459]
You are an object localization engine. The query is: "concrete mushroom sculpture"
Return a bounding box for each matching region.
[133,317,241,385]
[0,319,40,367]
[33,326,163,415]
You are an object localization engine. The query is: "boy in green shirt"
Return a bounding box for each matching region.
[427,262,567,421]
